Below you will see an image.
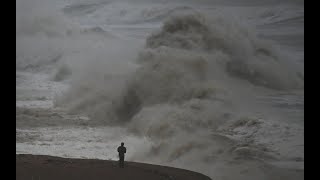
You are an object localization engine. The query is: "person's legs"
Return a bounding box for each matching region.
[119,156,124,168]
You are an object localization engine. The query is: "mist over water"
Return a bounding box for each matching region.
[16,0,304,179]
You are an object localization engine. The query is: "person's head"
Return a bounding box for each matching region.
[121,142,124,146]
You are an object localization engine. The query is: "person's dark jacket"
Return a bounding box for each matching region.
[117,146,126,157]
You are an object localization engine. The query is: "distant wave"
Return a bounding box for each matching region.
[62,1,110,16]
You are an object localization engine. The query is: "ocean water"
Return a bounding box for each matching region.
[16,0,304,179]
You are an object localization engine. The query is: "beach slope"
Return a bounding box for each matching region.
[16,154,211,180]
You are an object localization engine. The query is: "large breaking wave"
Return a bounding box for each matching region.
[55,9,303,121]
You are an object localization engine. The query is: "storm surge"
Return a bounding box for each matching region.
[53,8,303,180]
[16,0,303,179]
[56,8,303,121]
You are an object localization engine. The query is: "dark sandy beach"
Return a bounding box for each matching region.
[16,154,212,180]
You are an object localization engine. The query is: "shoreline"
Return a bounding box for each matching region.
[16,154,212,180]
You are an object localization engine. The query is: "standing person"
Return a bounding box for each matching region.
[117,142,126,168]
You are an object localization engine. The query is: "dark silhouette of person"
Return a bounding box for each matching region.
[117,142,126,168]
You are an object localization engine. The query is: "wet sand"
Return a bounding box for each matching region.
[16,154,211,180]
